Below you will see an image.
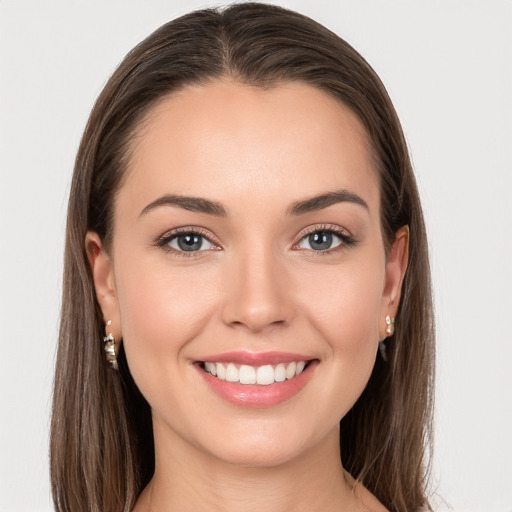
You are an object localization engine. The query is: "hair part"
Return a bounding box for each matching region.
[51,4,435,511]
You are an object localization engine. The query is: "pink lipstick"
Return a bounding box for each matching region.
[194,351,318,408]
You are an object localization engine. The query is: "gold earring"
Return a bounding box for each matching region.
[104,320,119,370]
[385,315,395,336]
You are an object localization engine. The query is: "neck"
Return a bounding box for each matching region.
[136,419,363,512]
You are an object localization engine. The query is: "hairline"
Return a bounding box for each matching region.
[104,75,389,255]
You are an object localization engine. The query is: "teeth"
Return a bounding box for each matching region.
[239,365,256,384]
[285,362,296,379]
[204,362,217,376]
[226,363,239,382]
[256,365,274,385]
[216,362,226,380]
[274,363,286,382]
[203,361,308,385]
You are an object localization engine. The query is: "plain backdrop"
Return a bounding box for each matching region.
[1,1,511,511]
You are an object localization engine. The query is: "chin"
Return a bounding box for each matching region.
[207,437,311,468]
[194,414,338,469]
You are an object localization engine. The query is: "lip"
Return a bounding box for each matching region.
[199,350,312,365]
[194,352,318,408]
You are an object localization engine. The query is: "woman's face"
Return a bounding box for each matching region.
[90,80,406,467]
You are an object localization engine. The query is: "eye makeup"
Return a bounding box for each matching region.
[154,226,221,257]
[292,223,356,255]
[153,222,357,258]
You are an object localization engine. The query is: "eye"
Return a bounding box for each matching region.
[295,226,354,252]
[155,227,219,255]
[167,232,215,252]
[298,231,342,251]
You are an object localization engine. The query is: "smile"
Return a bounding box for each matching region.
[202,361,308,385]
[195,352,318,408]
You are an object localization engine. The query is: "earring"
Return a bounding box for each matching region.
[379,315,395,362]
[385,315,395,336]
[104,320,119,370]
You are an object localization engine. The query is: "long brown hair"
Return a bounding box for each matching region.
[51,4,435,511]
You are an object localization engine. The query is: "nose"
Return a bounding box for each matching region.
[221,247,294,333]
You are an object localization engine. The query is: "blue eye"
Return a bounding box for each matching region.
[167,233,215,252]
[297,230,344,251]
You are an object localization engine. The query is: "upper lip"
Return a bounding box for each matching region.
[197,350,314,366]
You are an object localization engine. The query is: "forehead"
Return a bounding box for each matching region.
[122,79,380,218]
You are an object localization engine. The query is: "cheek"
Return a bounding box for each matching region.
[297,256,385,412]
[303,259,384,349]
[113,254,220,388]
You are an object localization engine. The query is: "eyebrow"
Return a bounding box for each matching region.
[139,194,228,217]
[139,189,368,219]
[287,189,369,215]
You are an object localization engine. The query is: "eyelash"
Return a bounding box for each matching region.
[293,224,356,256]
[154,224,356,257]
[155,227,220,257]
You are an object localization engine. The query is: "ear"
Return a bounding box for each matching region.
[379,225,409,338]
[85,231,121,338]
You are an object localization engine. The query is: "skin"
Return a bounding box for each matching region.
[87,80,408,512]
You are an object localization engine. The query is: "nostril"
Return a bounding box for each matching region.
[227,318,288,333]
[220,263,294,331]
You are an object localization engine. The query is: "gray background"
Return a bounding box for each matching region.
[1,1,511,511]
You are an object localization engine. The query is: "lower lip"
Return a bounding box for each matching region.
[196,361,318,408]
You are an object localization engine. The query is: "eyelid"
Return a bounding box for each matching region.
[154,226,222,255]
[154,223,355,255]
[291,224,356,252]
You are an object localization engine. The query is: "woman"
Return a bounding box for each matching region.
[50,3,435,511]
